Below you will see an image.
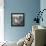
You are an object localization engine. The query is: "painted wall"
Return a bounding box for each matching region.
[4,0,40,42]
[0,0,4,42]
[40,0,46,27]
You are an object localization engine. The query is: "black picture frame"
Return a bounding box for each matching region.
[11,13,25,26]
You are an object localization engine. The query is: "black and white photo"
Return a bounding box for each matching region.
[11,13,24,26]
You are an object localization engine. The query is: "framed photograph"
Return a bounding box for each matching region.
[11,13,25,26]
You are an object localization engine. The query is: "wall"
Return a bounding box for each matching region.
[4,0,40,42]
[0,0,4,42]
[40,0,46,27]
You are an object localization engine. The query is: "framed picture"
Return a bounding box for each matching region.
[11,13,25,26]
